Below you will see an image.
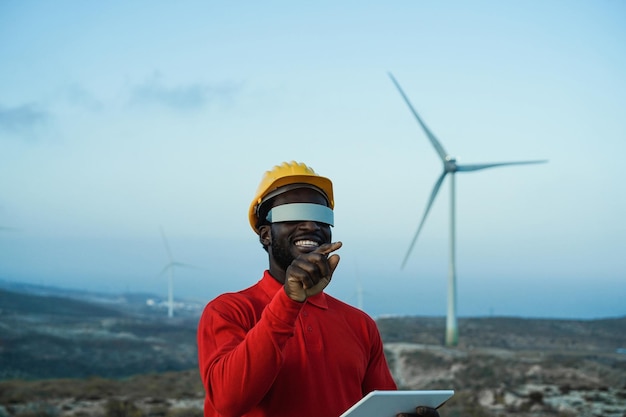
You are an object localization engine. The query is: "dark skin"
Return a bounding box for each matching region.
[258,189,340,301]
[257,188,439,417]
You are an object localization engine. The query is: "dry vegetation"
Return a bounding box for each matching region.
[379,316,626,417]
[1,287,625,417]
[0,371,204,417]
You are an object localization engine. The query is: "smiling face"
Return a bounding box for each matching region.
[258,187,332,283]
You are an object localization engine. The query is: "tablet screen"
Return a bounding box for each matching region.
[340,390,454,417]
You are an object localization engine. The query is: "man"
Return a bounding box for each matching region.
[197,161,439,417]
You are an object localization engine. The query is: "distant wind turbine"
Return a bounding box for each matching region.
[389,72,548,347]
[356,277,364,311]
[159,227,197,318]
[352,263,367,311]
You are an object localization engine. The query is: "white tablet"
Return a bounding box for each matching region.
[340,390,455,417]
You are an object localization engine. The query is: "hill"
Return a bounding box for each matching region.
[0,284,625,416]
[377,315,626,352]
[0,287,126,318]
[377,316,626,417]
[0,287,199,380]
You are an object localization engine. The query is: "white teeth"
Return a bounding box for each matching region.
[295,240,319,247]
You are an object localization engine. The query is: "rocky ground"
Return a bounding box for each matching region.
[385,342,626,417]
[379,316,626,416]
[2,342,625,417]
[1,286,625,416]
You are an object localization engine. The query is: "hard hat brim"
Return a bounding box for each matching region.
[248,174,334,234]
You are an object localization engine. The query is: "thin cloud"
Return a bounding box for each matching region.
[129,76,241,111]
[65,84,103,112]
[0,103,48,132]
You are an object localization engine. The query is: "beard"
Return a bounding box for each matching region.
[270,229,295,271]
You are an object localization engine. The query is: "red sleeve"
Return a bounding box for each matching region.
[362,317,398,393]
[197,288,303,417]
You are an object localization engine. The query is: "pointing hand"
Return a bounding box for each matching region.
[284,241,342,302]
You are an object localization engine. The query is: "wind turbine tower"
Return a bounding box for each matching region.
[159,227,195,318]
[389,73,547,347]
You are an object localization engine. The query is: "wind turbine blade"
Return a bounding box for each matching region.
[160,226,174,262]
[388,72,448,162]
[160,262,201,277]
[456,159,548,172]
[171,261,201,270]
[159,263,173,276]
[401,171,448,269]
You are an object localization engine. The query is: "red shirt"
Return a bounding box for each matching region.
[197,270,397,417]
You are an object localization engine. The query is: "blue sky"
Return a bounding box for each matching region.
[1,1,625,319]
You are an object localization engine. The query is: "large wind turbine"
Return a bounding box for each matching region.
[159,227,196,318]
[389,73,547,347]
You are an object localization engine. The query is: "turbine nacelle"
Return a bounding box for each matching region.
[444,156,458,173]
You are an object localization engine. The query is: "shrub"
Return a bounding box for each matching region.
[105,399,144,417]
[13,402,59,417]
[528,390,544,404]
[167,407,203,417]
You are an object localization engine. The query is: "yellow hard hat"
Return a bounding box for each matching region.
[248,161,334,233]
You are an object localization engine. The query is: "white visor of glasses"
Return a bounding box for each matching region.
[266,203,334,226]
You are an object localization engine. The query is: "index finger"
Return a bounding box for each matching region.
[314,241,342,255]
